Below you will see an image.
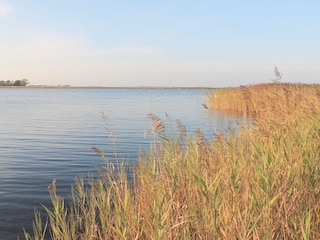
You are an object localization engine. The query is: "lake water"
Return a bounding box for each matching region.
[0,88,243,239]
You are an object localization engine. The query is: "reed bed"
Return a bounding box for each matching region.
[25,83,320,239]
[209,82,320,117]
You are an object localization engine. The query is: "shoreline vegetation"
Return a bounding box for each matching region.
[25,82,320,239]
[0,79,29,87]
[0,85,215,90]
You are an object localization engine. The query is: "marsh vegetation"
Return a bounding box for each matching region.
[25,82,320,239]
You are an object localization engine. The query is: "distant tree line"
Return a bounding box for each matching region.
[0,79,29,86]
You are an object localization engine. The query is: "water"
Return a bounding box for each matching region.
[0,88,243,239]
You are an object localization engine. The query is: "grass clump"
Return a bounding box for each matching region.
[208,82,320,117]
[25,82,320,239]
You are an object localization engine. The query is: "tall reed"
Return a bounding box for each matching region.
[25,82,320,239]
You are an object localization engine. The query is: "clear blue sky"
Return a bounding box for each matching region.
[1,1,319,87]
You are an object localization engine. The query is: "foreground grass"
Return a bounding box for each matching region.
[25,82,320,239]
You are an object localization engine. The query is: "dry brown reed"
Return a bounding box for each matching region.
[209,82,320,117]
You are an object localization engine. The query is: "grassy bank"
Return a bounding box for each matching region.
[25,82,320,239]
[208,82,320,117]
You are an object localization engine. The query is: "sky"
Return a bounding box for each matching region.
[0,1,319,87]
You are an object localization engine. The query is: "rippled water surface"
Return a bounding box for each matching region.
[0,88,243,239]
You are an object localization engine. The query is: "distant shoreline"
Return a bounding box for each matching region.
[0,85,217,90]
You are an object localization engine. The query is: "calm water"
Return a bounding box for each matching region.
[0,88,243,239]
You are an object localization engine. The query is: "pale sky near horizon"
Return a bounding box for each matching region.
[0,1,319,87]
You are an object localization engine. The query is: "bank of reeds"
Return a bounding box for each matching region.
[209,82,320,117]
[25,82,320,239]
